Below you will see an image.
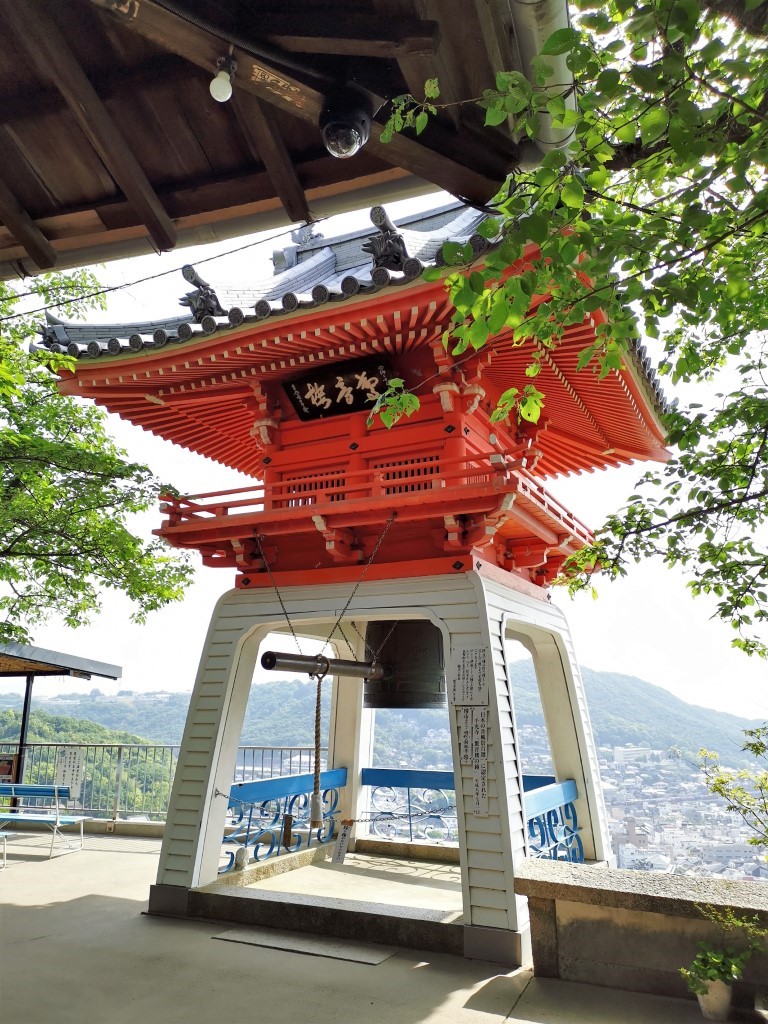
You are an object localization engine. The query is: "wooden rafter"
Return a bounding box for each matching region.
[230,94,311,224]
[0,173,56,270]
[254,11,440,59]
[87,0,507,204]
[375,0,463,130]
[1,55,197,125]
[4,1,177,252]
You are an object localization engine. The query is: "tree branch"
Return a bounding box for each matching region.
[697,0,768,39]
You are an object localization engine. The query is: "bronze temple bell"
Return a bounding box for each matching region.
[261,620,446,709]
[363,620,446,709]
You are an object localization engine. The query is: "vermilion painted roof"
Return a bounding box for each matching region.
[47,203,668,479]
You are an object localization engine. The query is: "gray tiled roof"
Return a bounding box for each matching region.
[32,202,491,359]
[28,200,667,418]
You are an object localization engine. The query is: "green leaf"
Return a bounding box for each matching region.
[561,179,585,209]
[596,68,621,96]
[523,213,549,244]
[484,105,508,127]
[469,271,486,294]
[630,65,659,92]
[477,218,498,240]
[441,242,465,265]
[576,346,596,370]
[468,318,490,349]
[424,78,440,99]
[422,266,443,282]
[540,27,581,56]
[488,291,510,334]
[415,111,429,135]
[640,106,669,146]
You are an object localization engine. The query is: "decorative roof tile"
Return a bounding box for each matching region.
[31,202,490,360]
[27,201,668,419]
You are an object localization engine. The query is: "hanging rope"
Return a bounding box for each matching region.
[309,659,328,827]
[255,512,397,826]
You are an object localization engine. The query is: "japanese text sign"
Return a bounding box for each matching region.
[283,357,396,421]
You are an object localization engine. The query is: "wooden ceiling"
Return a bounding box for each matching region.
[0,0,531,280]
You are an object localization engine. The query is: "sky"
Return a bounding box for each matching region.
[3,191,767,721]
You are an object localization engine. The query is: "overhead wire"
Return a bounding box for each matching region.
[0,220,326,323]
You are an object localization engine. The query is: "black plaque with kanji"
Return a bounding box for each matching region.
[283,357,396,420]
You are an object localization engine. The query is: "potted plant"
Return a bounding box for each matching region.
[680,942,754,1021]
[680,907,767,1021]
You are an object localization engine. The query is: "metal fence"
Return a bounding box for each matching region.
[0,743,583,861]
[0,743,323,821]
[361,767,459,844]
[358,768,584,862]
[221,768,346,872]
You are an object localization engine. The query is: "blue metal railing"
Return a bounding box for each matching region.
[220,768,347,873]
[218,766,584,870]
[362,767,459,843]
[360,768,584,862]
[524,778,584,862]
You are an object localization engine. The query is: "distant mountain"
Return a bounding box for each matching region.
[509,662,761,766]
[0,707,153,746]
[0,665,761,767]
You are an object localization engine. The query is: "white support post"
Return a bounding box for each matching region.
[150,569,609,963]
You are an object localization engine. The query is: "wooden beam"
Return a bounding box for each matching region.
[94,152,388,228]
[3,1,176,252]
[88,0,505,204]
[230,94,311,224]
[0,173,57,269]
[253,12,440,59]
[0,55,198,125]
[375,0,463,130]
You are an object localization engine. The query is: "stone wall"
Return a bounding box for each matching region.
[514,860,768,1014]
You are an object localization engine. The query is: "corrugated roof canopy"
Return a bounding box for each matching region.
[0,643,122,680]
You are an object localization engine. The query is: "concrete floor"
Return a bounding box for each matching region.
[250,852,464,914]
[0,834,707,1024]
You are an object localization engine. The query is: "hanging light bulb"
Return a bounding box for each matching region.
[210,55,237,103]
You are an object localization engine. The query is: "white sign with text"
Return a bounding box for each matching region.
[447,646,489,706]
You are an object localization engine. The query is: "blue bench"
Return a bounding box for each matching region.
[0,784,91,859]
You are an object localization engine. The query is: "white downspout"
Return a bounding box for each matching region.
[505,0,577,158]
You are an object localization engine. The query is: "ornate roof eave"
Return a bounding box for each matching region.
[45,202,669,473]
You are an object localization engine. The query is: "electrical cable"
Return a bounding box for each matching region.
[1,220,324,322]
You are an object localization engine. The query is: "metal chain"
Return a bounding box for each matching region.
[349,617,401,666]
[255,511,396,806]
[324,510,397,650]
[254,534,303,656]
[221,796,457,822]
[335,624,358,660]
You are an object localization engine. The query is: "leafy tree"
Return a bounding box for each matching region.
[381,0,768,657]
[0,708,174,821]
[0,272,193,645]
[699,724,768,848]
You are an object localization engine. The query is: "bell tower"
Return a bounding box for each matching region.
[49,202,668,962]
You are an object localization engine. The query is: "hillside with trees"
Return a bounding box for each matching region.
[0,665,759,768]
[0,708,172,819]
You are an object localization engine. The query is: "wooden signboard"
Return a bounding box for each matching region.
[0,754,17,782]
[283,357,396,421]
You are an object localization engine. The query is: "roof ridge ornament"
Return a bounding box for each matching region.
[362,206,411,273]
[179,264,225,323]
[290,223,323,246]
